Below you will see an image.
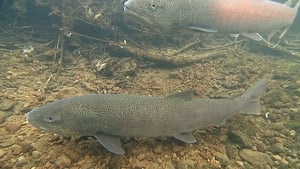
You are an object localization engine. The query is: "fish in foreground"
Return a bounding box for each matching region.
[123,0,300,41]
[27,79,267,154]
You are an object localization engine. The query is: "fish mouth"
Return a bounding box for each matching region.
[25,112,30,121]
[25,111,34,124]
[26,111,48,131]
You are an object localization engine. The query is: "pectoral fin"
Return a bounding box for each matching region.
[188,26,218,33]
[173,132,196,143]
[242,33,263,41]
[94,133,125,154]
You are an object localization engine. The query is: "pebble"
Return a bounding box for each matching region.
[137,154,146,161]
[55,154,72,167]
[228,128,252,147]
[112,86,120,91]
[0,115,5,124]
[20,142,34,153]
[270,143,285,154]
[164,161,175,169]
[239,149,272,165]
[0,149,7,158]
[32,150,43,159]
[157,158,163,164]
[289,130,296,136]
[153,145,163,154]
[272,155,289,165]
[175,159,196,169]
[210,157,222,168]
[235,160,244,167]
[226,143,239,159]
[172,146,182,153]
[255,141,267,152]
[11,144,23,155]
[0,100,15,111]
[57,87,81,98]
[5,122,22,133]
[131,147,148,155]
[0,110,13,124]
[215,152,229,165]
[0,141,14,148]
[108,155,124,169]
[169,72,184,80]
[16,155,28,167]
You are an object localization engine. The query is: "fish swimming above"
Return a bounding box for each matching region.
[27,79,267,154]
[123,0,300,41]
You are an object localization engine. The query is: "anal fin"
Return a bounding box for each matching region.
[94,133,125,154]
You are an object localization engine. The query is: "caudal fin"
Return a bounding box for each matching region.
[279,0,300,40]
[295,0,300,9]
[240,79,268,114]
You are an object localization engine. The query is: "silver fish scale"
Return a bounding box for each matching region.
[62,95,170,135]
[189,0,216,27]
[27,79,268,154]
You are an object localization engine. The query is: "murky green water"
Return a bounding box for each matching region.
[0,0,300,168]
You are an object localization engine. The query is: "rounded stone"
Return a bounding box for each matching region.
[226,144,239,159]
[11,144,23,155]
[0,100,15,111]
[239,149,272,165]
[55,154,72,167]
[0,149,7,158]
[5,122,22,133]
[153,145,163,154]
[0,110,13,124]
[270,143,285,154]
[215,152,229,165]
[16,156,28,167]
[175,159,196,169]
[0,116,5,124]
[32,151,43,159]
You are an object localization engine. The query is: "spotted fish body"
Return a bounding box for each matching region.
[27,79,267,154]
[124,0,300,40]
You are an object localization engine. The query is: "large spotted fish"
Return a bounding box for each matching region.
[26,79,267,154]
[124,0,300,41]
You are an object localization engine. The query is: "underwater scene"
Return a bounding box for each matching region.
[0,0,300,168]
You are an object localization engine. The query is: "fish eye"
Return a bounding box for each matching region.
[44,116,55,123]
[150,2,157,9]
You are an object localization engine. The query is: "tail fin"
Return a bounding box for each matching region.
[295,0,300,9]
[240,79,268,114]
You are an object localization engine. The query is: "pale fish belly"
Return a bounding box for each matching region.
[210,0,297,33]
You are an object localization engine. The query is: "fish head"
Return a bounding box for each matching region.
[26,99,79,136]
[124,0,175,29]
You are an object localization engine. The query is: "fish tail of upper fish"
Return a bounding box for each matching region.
[295,0,300,9]
[240,79,268,115]
[244,0,300,43]
[276,0,300,40]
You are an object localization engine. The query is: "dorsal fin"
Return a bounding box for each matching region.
[165,90,194,101]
